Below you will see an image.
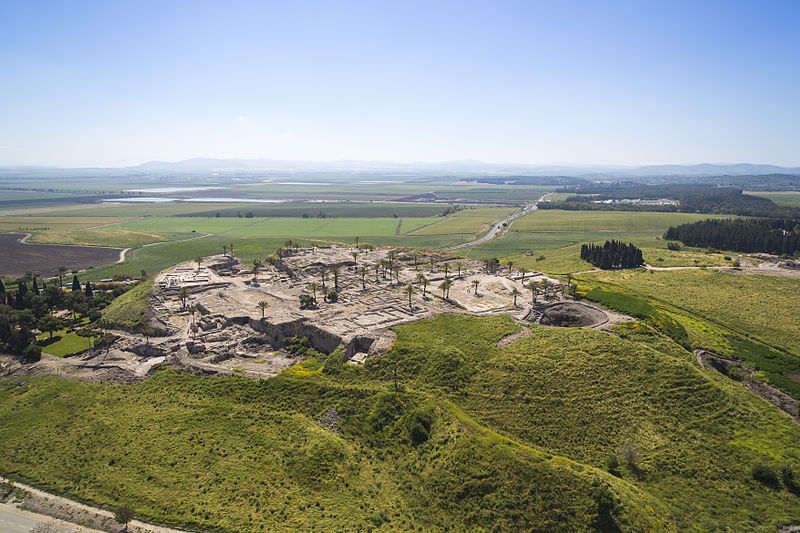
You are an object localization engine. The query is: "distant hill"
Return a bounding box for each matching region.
[2,158,800,180]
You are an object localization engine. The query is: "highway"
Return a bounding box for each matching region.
[443,192,552,251]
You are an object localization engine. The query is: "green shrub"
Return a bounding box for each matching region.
[404,408,433,445]
[751,464,779,488]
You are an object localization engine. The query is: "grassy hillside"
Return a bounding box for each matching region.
[585,269,800,358]
[98,278,154,331]
[0,315,798,531]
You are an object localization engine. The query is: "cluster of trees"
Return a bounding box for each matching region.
[0,271,126,360]
[548,184,800,218]
[664,218,800,255]
[580,241,644,269]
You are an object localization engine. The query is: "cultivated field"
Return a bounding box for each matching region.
[745,191,800,207]
[410,207,517,236]
[0,233,123,278]
[465,210,733,271]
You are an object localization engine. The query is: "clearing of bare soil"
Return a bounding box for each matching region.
[0,233,123,278]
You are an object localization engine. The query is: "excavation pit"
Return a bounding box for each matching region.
[539,302,608,328]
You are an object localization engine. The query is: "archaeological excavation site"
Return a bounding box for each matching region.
[6,245,628,383]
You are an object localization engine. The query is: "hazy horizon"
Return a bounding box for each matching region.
[2,1,799,167]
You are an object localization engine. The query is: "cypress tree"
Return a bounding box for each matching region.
[72,275,81,291]
[85,281,93,299]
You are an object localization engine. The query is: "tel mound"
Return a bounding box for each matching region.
[0,315,797,531]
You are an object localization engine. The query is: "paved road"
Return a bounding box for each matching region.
[0,503,44,533]
[443,193,552,251]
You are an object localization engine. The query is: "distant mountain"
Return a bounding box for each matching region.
[2,158,799,179]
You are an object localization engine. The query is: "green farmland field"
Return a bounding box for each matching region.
[410,207,517,236]
[745,191,800,207]
[464,210,733,270]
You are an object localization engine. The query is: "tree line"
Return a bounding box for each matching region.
[664,218,800,255]
[546,184,800,218]
[580,241,644,269]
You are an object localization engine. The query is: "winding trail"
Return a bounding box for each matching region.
[443,193,553,251]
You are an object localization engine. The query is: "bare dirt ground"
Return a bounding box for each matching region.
[0,233,124,278]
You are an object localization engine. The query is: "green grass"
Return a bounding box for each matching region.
[37,325,91,357]
[99,279,153,331]
[577,270,800,398]
[2,315,798,531]
[745,191,800,207]
[585,269,800,358]
[410,207,517,236]
[113,216,266,235]
[575,284,688,341]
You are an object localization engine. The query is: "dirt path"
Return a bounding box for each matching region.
[497,326,532,347]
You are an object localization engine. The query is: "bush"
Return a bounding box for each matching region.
[666,241,681,251]
[780,464,798,493]
[22,343,42,362]
[404,408,433,445]
[605,453,620,476]
[751,463,779,488]
[592,484,617,521]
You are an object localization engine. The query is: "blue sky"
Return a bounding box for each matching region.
[1,0,798,167]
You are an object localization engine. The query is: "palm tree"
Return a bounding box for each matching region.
[320,267,327,289]
[526,281,539,304]
[443,262,450,279]
[472,279,480,295]
[388,250,397,269]
[257,300,269,318]
[380,259,389,279]
[439,280,448,298]
[507,260,514,274]
[331,267,341,291]
[444,279,453,298]
[252,259,262,282]
[222,244,228,256]
[511,287,521,306]
[404,284,414,308]
[307,282,319,303]
[351,250,359,265]
[359,267,368,289]
[392,265,401,285]
[540,278,550,301]
[519,267,528,282]
[412,251,419,269]
[455,261,463,278]
[194,256,203,271]
[178,287,188,308]
[416,273,428,296]
[429,257,435,272]
[373,263,380,283]
[228,243,235,257]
